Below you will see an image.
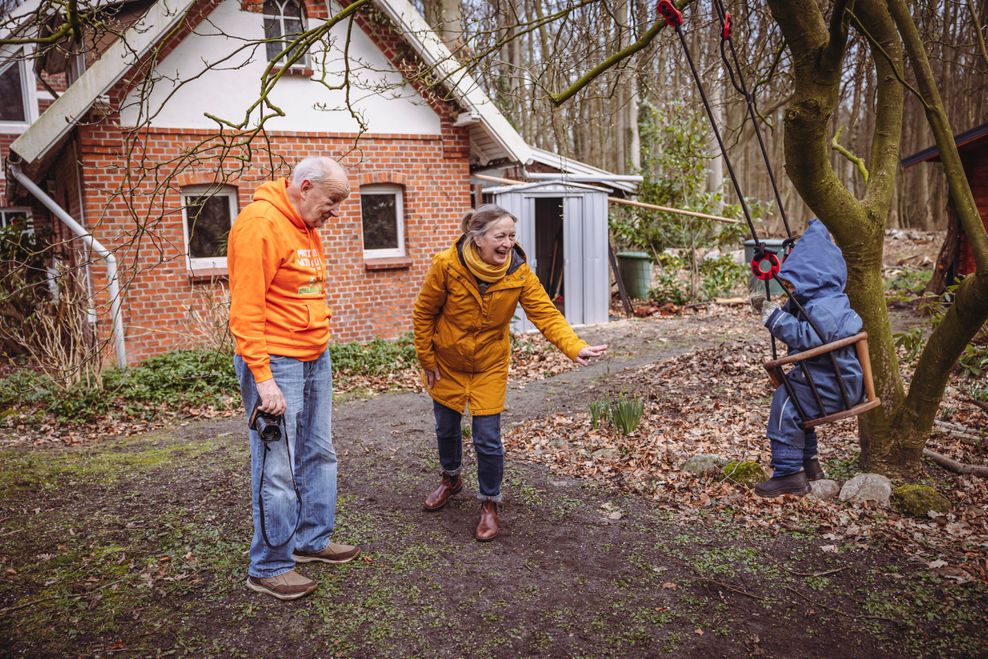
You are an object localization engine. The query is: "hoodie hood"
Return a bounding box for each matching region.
[251,178,307,231]
[777,219,847,301]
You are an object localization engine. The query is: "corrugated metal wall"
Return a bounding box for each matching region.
[493,182,609,333]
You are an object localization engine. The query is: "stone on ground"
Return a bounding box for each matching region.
[722,460,768,488]
[682,454,728,476]
[839,473,892,507]
[809,479,840,501]
[893,484,951,517]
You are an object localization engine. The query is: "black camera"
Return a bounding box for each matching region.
[249,403,284,443]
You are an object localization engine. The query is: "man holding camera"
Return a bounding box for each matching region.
[229,156,360,601]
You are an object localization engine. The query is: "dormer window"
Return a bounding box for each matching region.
[263,0,309,70]
[0,49,37,129]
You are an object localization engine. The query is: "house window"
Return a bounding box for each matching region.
[0,51,36,128]
[0,208,33,233]
[360,184,405,258]
[181,186,238,270]
[263,0,309,69]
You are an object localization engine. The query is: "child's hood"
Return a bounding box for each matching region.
[777,219,848,301]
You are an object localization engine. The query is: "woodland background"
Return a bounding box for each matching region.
[419,0,987,233]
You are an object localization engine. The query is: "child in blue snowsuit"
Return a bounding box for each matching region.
[754,219,864,497]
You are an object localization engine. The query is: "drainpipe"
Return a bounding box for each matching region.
[9,162,128,368]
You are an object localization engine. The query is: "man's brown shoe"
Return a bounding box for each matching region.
[246,570,316,600]
[755,471,811,498]
[804,457,825,481]
[293,542,361,564]
[423,473,463,511]
[475,500,499,541]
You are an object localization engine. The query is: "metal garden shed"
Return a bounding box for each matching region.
[485,180,611,332]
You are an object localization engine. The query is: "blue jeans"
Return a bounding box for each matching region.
[433,401,503,502]
[235,350,337,578]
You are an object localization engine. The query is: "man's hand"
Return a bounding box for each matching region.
[255,378,287,416]
[761,299,780,324]
[424,368,441,389]
[575,344,608,366]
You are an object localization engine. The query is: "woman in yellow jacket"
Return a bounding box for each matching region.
[413,204,608,541]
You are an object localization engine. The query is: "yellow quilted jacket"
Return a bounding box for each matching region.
[413,238,587,415]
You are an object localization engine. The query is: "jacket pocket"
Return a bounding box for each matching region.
[305,302,329,329]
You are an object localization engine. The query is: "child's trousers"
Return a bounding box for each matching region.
[767,367,862,477]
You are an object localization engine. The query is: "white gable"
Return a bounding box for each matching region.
[119,0,441,134]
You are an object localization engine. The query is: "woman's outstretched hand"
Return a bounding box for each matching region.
[424,367,441,389]
[575,344,608,366]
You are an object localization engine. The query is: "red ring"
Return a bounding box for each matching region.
[750,252,781,281]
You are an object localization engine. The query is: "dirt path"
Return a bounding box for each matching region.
[1,312,984,657]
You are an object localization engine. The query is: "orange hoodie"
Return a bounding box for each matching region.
[228,178,330,382]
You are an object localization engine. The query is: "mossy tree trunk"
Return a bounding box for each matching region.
[765,0,988,476]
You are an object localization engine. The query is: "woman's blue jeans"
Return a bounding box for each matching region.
[235,350,337,578]
[433,401,503,502]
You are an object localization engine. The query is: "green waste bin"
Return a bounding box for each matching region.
[616,251,653,299]
[743,239,787,297]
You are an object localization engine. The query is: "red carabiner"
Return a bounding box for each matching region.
[657,0,683,28]
[722,12,732,40]
[750,251,781,281]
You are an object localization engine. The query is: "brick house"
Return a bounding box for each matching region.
[2,0,633,366]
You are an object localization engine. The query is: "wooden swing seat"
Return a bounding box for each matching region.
[763,332,881,429]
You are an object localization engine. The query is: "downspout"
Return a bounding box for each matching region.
[9,162,128,368]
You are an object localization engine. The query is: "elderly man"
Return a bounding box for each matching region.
[229,156,360,600]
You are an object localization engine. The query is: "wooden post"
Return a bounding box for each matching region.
[609,242,634,315]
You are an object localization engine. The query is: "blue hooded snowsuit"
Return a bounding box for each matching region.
[764,219,864,476]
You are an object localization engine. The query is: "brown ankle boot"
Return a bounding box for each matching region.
[475,501,499,541]
[423,473,463,511]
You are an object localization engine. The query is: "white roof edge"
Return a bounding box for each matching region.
[373,0,532,165]
[482,180,611,195]
[529,146,638,193]
[10,0,198,165]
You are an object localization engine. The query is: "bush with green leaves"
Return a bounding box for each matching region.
[699,255,747,300]
[0,334,422,425]
[329,333,417,375]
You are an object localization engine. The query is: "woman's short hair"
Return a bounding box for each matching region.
[461,204,517,246]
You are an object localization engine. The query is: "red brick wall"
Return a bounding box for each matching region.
[76,124,470,363]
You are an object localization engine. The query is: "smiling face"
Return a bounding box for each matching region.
[474,216,517,266]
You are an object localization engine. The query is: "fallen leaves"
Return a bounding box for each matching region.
[504,329,988,581]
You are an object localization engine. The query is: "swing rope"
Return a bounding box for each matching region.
[710,0,795,244]
[657,0,783,358]
[656,0,876,426]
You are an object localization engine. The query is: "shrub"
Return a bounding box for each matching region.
[329,333,417,375]
[699,255,747,300]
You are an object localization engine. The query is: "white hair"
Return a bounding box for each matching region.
[291,157,340,185]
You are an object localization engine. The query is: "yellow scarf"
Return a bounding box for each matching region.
[462,240,511,283]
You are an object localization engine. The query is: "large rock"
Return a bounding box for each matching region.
[591,447,621,460]
[682,454,728,476]
[893,484,951,517]
[809,479,840,501]
[839,473,892,507]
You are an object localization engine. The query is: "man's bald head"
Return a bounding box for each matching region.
[288,157,350,229]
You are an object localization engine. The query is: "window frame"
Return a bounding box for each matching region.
[180,185,238,271]
[359,183,406,259]
[262,0,311,72]
[0,47,39,133]
[0,207,33,233]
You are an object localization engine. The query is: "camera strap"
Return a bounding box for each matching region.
[257,415,303,549]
